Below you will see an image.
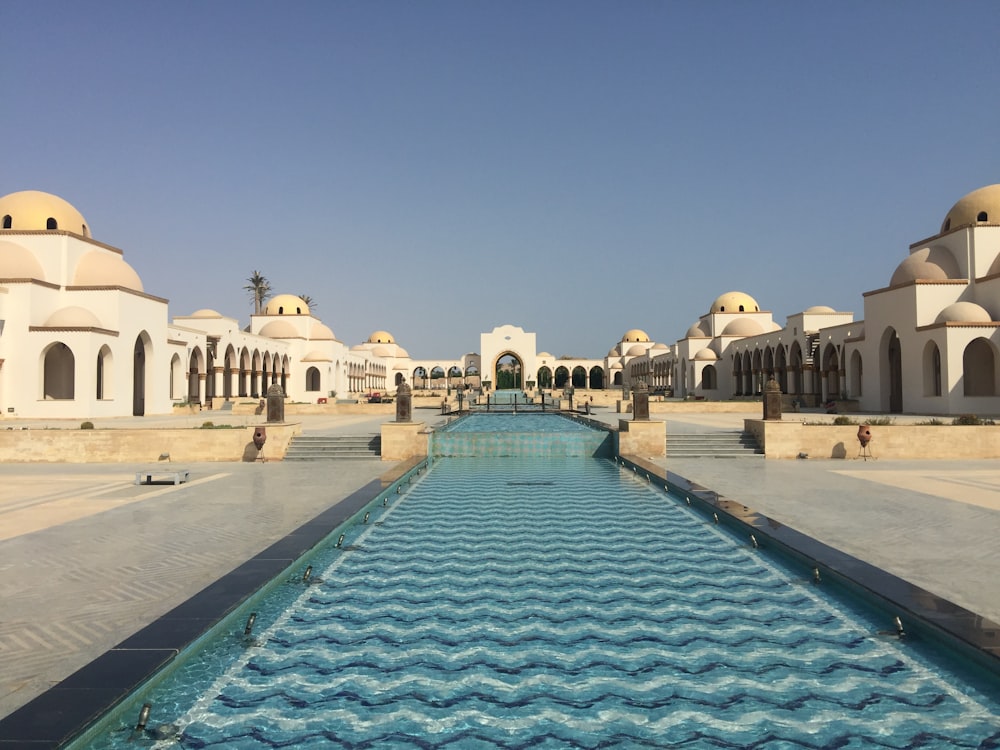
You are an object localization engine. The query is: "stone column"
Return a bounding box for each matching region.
[266,383,285,423]
[396,382,412,423]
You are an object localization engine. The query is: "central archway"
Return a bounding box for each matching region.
[494,352,523,390]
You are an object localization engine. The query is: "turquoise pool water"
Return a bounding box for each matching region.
[440,412,593,432]
[81,455,1000,749]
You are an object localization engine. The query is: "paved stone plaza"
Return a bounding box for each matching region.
[2,408,1000,723]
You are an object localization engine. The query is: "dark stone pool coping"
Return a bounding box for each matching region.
[0,458,425,749]
[621,455,1000,670]
[3,453,999,747]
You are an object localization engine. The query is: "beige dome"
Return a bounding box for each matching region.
[71,251,143,291]
[890,246,961,286]
[189,309,223,318]
[538,351,552,358]
[311,322,335,340]
[769,321,782,332]
[694,348,718,361]
[710,291,759,313]
[372,345,393,357]
[686,322,709,338]
[651,342,669,350]
[610,362,623,369]
[722,318,764,336]
[936,301,993,324]
[368,330,395,344]
[302,350,332,362]
[626,344,647,356]
[258,320,300,338]
[621,329,650,343]
[396,346,410,358]
[607,346,621,357]
[941,184,1000,233]
[0,190,91,237]
[0,240,45,280]
[804,305,836,313]
[45,306,103,328]
[263,294,309,315]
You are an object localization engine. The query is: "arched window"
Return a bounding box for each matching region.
[305,366,321,391]
[739,305,745,311]
[278,306,284,314]
[46,217,58,230]
[2,215,10,229]
[96,345,113,400]
[978,211,989,222]
[702,365,717,390]
[943,218,951,232]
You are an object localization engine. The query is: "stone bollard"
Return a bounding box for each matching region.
[266,383,285,423]
[763,376,782,420]
[632,381,650,421]
[395,382,412,423]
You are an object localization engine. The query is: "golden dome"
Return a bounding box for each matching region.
[263,294,309,315]
[368,330,396,344]
[941,184,1000,233]
[0,190,91,237]
[710,291,759,313]
[622,329,651,343]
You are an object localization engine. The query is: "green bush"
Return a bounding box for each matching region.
[832,416,855,425]
[201,421,215,428]
[80,421,94,430]
[953,414,982,425]
[868,416,896,426]
[917,418,944,426]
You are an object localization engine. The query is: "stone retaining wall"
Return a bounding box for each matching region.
[746,419,1000,459]
[0,423,302,463]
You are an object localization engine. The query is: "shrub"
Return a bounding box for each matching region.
[832,416,855,425]
[917,418,944,426]
[80,421,94,430]
[201,421,215,428]
[868,416,896,426]
[953,414,982,426]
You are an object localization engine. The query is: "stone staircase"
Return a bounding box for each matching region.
[667,431,763,458]
[284,434,382,460]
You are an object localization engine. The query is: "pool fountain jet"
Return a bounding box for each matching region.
[336,534,345,547]
[135,703,151,732]
[713,513,719,525]
[243,613,257,637]
[363,512,370,524]
[813,567,822,584]
[302,566,312,583]
[750,534,758,548]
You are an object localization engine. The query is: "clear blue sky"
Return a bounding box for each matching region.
[3,1,999,359]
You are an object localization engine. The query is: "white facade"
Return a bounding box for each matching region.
[5,184,1000,420]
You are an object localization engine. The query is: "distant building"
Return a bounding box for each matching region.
[3,184,1000,419]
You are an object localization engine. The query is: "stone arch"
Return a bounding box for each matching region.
[96,344,113,400]
[571,365,587,388]
[133,331,152,416]
[41,342,75,400]
[880,327,903,413]
[589,366,604,389]
[922,341,942,397]
[963,338,997,396]
[493,352,523,390]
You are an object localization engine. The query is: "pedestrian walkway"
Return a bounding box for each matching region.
[1,408,999,725]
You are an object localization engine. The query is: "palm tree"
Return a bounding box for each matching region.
[299,295,316,309]
[244,271,271,315]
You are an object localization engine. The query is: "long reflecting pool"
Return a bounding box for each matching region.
[70,416,1000,748]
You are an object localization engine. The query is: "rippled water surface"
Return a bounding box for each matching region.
[92,457,1000,748]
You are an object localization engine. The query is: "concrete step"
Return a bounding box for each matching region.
[285,435,381,460]
[667,432,763,458]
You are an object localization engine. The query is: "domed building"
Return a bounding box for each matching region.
[0,190,172,418]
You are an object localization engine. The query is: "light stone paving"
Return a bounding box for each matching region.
[2,407,999,724]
